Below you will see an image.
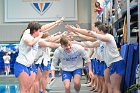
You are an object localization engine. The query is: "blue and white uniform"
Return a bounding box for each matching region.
[43,47,51,71]
[3,55,11,66]
[33,46,52,73]
[90,40,101,75]
[14,29,39,77]
[93,46,101,75]
[103,34,124,75]
[51,44,91,81]
[97,41,107,76]
[90,47,97,74]
[32,47,44,73]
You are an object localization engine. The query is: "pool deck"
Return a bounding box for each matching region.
[48,76,93,93]
[0,75,18,84]
[0,75,94,93]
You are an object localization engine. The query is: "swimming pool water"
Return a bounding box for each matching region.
[0,84,19,93]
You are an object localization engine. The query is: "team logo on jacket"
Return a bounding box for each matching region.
[31,2,52,15]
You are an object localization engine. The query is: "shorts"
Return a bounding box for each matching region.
[109,60,125,76]
[14,62,30,78]
[62,68,82,81]
[94,60,107,76]
[94,59,100,75]
[91,59,95,72]
[4,63,10,66]
[44,61,51,71]
[84,65,89,71]
[30,64,44,73]
[99,61,107,76]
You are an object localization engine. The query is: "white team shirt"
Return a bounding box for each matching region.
[51,44,91,71]
[3,55,11,64]
[90,40,100,59]
[34,47,44,64]
[91,40,101,60]
[34,46,51,66]
[96,40,106,62]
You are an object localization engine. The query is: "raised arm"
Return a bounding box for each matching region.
[72,40,100,48]
[41,17,64,32]
[77,33,96,42]
[45,34,62,42]
[65,25,94,37]
[89,31,111,42]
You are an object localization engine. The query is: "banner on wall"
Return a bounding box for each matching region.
[4,0,77,22]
